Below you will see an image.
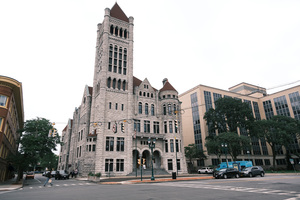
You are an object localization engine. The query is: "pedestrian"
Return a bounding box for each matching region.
[74,168,78,178]
[71,170,74,178]
[44,170,53,187]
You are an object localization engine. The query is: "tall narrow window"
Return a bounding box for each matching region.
[151,104,155,116]
[153,122,159,134]
[110,25,114,34]
[168,159,173,170]
[168,104,172,115]
[144,120,150,133]
[176,139,179,152]
[107,77,111,88]
[163,104,167,115]
[138,102,142,114]
[165,140,168,152]
[170,139,174,152]
[119,28,123,37]
[115,26,119,36]
[105,159,113,172]
[117,137,125,151]
[164,121,168,133]
[117,79,121,90]
[145,103,149,115]
[124,30,127,39]
[169,121,173,133]
[122,81,126,91]
[112,79,116,89]
[106,137,114,151]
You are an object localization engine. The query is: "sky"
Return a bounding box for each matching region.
[1,0,300,152]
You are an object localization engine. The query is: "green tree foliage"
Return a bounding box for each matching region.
[39,153,59,171]
[253,115,299,169]
[184,144,207,173]
[204,97,255,134]
[203,97,253,161]
[8,117,60,181]
[205,132,250,162]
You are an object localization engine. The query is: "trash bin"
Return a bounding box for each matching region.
[172,172,176,179]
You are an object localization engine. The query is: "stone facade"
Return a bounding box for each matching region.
[58,3,187,176]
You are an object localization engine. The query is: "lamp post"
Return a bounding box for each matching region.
[221,143,228,168]
[148,137,156,181]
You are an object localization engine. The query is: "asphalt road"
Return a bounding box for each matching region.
[1,174,300,200]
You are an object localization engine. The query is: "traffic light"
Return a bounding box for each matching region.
[138,159,141,165]
[142,158,145,165]
[121,123,125,133]
[175,120,178,128]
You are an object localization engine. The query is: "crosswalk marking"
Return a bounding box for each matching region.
[152,182,300,199]
[25,182,94,190]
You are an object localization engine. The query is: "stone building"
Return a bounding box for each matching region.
[0,75,24,182]
[58,3,187,176]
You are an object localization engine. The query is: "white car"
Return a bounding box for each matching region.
[198,167,213,174]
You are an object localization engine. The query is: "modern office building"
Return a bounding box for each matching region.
[0,76,24,182]
[57,3,187,176]
[179,82,300,169]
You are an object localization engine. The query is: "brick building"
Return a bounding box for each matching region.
[0,76,24,182]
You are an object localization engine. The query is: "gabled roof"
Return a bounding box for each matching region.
[133,76,142,88]
[160,80,177,93]
[110,3,129,23]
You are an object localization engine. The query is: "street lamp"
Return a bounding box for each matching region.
[221,143,228,168]
[148,137,156,181]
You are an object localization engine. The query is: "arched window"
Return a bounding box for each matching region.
[107,77,111,88]
[120,28,123,37]
[122,80,126,91]
[151,104,155,116]
[139,91,142,96]
[143,92,146,97]
[124,29,127,39]
[163,104,167,115]
[115,26,119,36]
[110,25,114,34]
[117,79,121,90]
[138,102,142,114]
[145,103,149,115]
[174,104,177,115]
[112,78,116,89]
[168,104,172,115]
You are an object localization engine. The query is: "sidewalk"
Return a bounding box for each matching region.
[90,174,215,184]
[0,176,23,192]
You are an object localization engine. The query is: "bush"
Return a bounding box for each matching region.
[95,172,101,177]
[88,172,94,176]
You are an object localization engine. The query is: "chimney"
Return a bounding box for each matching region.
[162,78,168,86]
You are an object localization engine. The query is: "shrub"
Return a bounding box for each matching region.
[95,172,101,177]
[88,172,94,176]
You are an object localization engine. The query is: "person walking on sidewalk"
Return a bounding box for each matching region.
[44,170,53,187]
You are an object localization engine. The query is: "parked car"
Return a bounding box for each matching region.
[25,171,35,179]
[55,170,70,180]
[240,166,265,177]
[198,167,213,174]
[215,168,239,179]
[51,171,56,178]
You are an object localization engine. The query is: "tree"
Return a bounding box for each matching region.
[205,132,251,162]
[203,97,253,161]
[40,153,59,171]
[204,97,255,134]
[205,135,222,163]
[8,117,60,181]
[184,144,206,173]
[253,115,299,169]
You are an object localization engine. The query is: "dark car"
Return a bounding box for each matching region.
[215,168,239,179]
[55,170,69,180]
[240,166,265,177]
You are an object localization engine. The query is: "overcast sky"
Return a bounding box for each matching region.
[1,0,300,147]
